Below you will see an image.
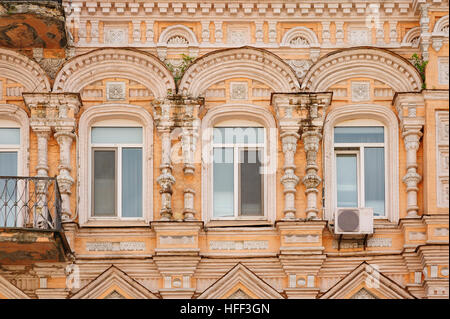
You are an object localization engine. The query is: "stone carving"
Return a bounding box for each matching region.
[331,238,392,249]
[230,82,248,100]
[104,28,127,45]
[280,132,300,220]
[105,291,126,299]
[409,232,426,241]
[434,228,449,237]
[106,82,126,100]
[167,35,189,45]
[284,234,319,243]
[228,28,249,45]
[290,36,309,47]
[214,21,223,44]
[160,235,195,245]
[86,241,146,251]
[209,240,269,250]
[228,289,251,299]
[286,60,312,79]
[438,59,449,85]
[436,111,449,208]
[351,288,377,299]
[351,82,370,102]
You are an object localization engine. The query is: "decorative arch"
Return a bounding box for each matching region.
[201,104,277,224]
[0,48,50,92]
[197,263,284,299]
[158,24,199,47]
[301,47,423,92]
[53,48,175,98]
[323,104,399,223]
[280,26,320,48]
[320,262,415,299]
[0,104,30,176]
[0,274,30,299]
[433,15,449,34]
[71,265,159,299]
[78,103,154,226]
[179,47,299,97]
[401,27,421,47]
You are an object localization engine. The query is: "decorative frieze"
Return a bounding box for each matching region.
[160,235,195,245]
[331,237,392,249]
[209,240,269,250]
[436,111,449,208]
[284,234,319,243]
[438,58,449,85]
[86,241,146,252]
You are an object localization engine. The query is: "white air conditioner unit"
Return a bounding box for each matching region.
[334,208,373,235]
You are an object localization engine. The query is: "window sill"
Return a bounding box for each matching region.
[81,219,149,228]
[206,220,273,228]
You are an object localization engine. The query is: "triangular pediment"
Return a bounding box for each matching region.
[71,265,158,299]
[320,262,415,299]
[0,274,29,299]
[197,263,284,299]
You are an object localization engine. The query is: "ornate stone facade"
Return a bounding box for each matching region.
[0,0,448,300]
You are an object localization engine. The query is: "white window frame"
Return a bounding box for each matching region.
[333,126,387,218]
[78,104,153,226]
[89,125,144,220]
[201,104,277,224]
[211,127,267,220]
[323,104,399,223]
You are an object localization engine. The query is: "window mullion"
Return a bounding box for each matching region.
[117,146,122,218]
[360,146,365,208]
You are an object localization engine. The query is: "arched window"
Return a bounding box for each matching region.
[0,105,29,227]
[79,104,153,226]
[202,105,277,223]
[324,105,399,223]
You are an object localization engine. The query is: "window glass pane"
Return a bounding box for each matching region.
[334,127,384,143]
[0,128,20,145]
[213,127,264,144]
[122,148,142,218]
[365,147,385,216]
[336,154,358,207]
[213,148,234,217]
[0,152,18,227]
[93,150,116,216]
[91,127,142,144]
[239,149,263,216]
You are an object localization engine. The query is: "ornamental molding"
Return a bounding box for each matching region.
[197,263,284,299]
[86,241,146,252]
[0,48,50,92]
[71,265,158,299]
[0,274,30,299]
[63,1,430,20]
[178,47,299,97]
[401,26,422,47]
[209,240,269,250]
[53,48,175,98]
[280,26,320,48]
[301,47,423,92]
[158,24,199,47]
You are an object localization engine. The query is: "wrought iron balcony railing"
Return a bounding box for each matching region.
[0,176,62,231]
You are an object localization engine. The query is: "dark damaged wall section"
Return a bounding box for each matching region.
[0,1,67,49]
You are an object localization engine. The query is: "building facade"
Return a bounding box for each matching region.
[0,0,448,299]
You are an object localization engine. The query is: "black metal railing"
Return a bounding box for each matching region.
[0,176,62,231]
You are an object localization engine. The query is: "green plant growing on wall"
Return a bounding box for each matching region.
[166,54,195,84]
[411,53,428,89]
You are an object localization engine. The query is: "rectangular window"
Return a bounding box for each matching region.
[91,127,143,219]
[334,126,386,217]
[212,127,265,219]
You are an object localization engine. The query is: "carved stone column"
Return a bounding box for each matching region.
[158,127,176,221]
[180,98,203,220]
[394,93,425,218]
[419,4,431,60]
[273,96,301,220]
[402,125,423,217]
[302,128,322,219]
